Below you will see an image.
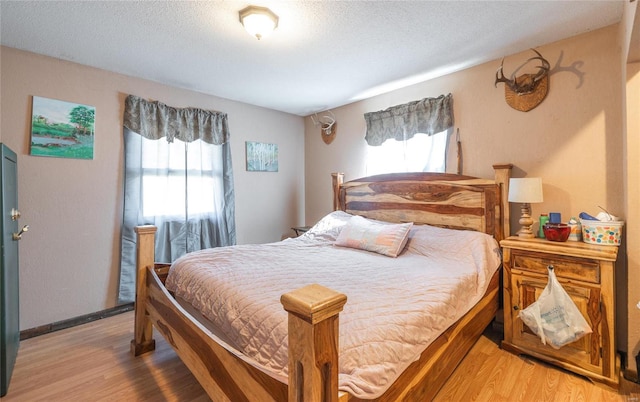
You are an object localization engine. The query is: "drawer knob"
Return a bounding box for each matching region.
[513,305,520,311]
[547,264,554,270]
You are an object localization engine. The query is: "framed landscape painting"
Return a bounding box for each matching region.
[246,141,278,172]
[30,96,95,159]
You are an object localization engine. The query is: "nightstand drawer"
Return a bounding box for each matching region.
[511,251,600,284]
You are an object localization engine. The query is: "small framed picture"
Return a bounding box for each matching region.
[245,141,278,172]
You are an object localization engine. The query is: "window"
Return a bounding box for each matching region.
[363,94,454,175]
[366,130,449,176]
[119,95,236,304]
[140,139,221,219]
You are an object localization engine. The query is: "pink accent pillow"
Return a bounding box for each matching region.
[335,216,413,257]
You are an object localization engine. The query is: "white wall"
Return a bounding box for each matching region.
[0,46,305,329]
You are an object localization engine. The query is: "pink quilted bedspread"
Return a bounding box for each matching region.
[165,220,500,399]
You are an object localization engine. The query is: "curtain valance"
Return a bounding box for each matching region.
[123,95,229,144]
[364,93,453,146]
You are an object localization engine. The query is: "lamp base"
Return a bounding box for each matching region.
[517,202,535,238]
[517,231,535,239]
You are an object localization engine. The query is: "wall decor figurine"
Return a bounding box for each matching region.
[30,96,95,159]
[310,110,337,144]
[494,49,550,112]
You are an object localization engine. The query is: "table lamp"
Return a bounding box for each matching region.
[508,177,543,238]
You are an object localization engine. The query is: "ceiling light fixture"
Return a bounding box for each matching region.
[239,5,279,40]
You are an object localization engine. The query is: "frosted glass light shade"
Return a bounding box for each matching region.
[508,178,543,203]
[239,6,279,40]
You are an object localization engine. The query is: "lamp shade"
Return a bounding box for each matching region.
[508,178,543,203]
[239,6,279,40]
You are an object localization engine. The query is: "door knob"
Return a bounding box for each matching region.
[12,225,29,240]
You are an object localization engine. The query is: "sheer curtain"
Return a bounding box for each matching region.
[118,95,236,303]
[365,130,449,175]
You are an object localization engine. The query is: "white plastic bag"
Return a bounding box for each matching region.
[518,267,592,349]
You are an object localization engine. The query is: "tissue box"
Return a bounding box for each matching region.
[580,219,623,246]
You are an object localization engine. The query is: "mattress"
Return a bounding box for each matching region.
[165,212,501,399]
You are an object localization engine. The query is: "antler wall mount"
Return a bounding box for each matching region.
[311,110,337,144]
[495,49,550,112]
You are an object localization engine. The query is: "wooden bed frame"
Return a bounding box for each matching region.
[131,164,512,401]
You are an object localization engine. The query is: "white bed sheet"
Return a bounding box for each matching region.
[165,215,501,399]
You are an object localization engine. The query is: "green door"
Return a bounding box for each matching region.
[0,144,19,397]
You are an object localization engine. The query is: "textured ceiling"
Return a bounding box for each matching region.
[0,1,625,116]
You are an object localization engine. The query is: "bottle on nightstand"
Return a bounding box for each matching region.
[538,213,549,238]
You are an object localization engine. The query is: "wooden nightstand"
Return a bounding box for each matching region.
[500,236,619,388]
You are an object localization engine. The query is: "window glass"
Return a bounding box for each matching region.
[140,139,219,218]
[366,130,449,176]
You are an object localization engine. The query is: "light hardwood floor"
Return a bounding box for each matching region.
[2,311,639,401]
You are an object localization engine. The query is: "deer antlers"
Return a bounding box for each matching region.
[495,49,550,95]
[494,49,550,112]
[311,110,337,144]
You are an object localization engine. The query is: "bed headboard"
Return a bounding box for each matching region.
[332,164,513,241]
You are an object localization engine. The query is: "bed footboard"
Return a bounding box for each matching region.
[131,225,349,402]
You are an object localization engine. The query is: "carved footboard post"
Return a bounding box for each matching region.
[130,225,157,356]
[281,284,347,402]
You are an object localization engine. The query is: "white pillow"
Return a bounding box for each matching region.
[335,215,413,257]
[299,211,353,242]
